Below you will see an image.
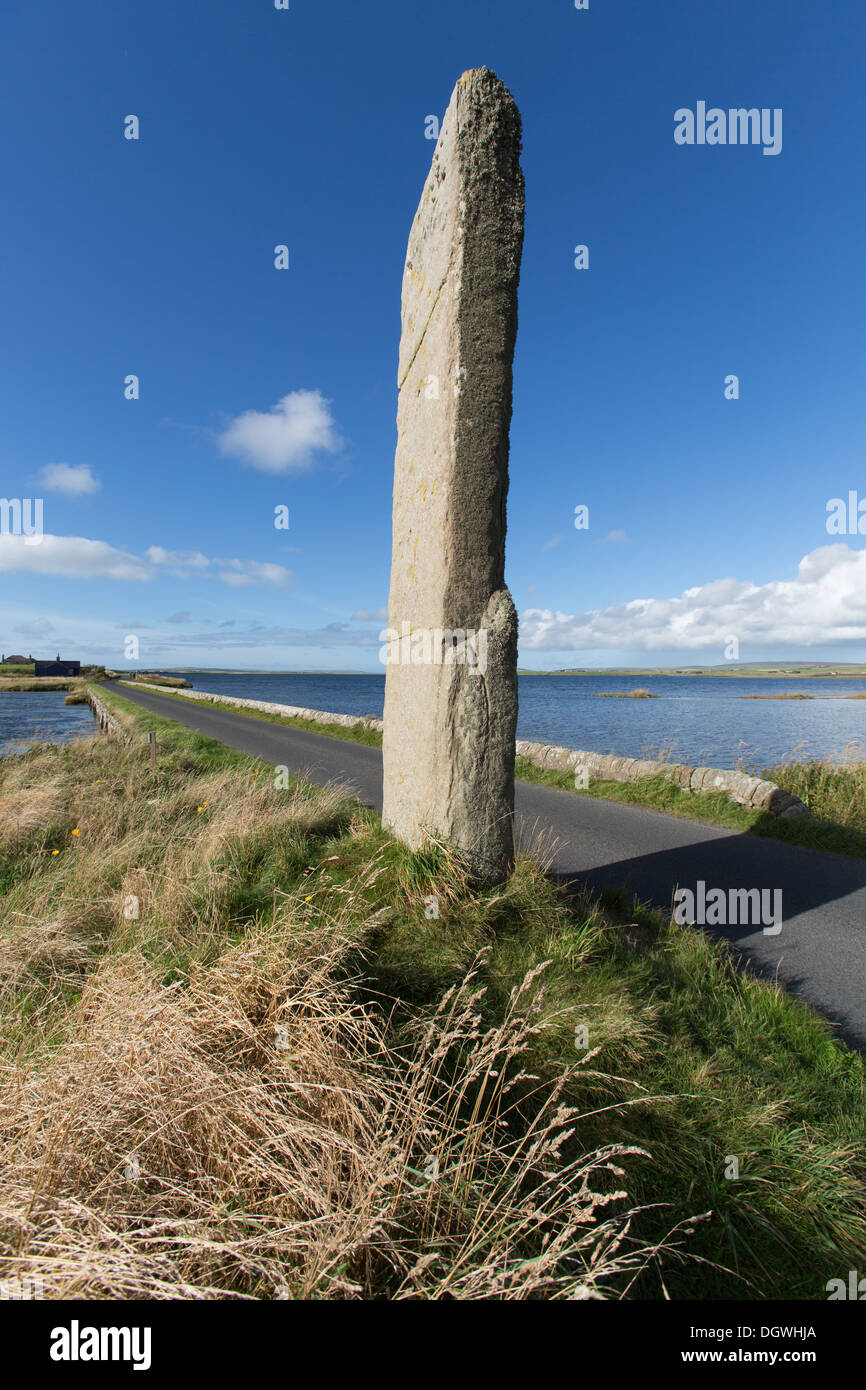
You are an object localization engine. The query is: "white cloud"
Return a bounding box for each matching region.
[245,562,294,587]
[0,533,295,589]
[351,606,388,621]
[217,561,293,588]
[520,544,866,651]
[599,529,627,545]
[540,534,562,553]
[38,463,101,495]
[218,389,341,473]
[146,546,210,569]
[0,533,151,581]
[139,623,384,651]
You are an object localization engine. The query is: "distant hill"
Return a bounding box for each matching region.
[517,663,866,678]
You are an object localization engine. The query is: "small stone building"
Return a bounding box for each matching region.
[34,659,81,677]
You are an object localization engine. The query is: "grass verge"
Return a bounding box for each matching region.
[117,682,384,747]
[118,683,866,861]
[516,758,866,862]
[0,689,863,1300]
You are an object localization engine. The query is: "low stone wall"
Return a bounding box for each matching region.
[86,687,129,742]
[118,682,385,734]
[516,741,811,820]
[118,682,809,820]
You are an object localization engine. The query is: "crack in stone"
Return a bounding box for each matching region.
[397,265,451,391]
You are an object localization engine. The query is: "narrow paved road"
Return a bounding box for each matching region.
[111,682,866,1050]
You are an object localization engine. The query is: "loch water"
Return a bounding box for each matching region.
[155,671,866,770]
[3,673,865,767]
[0,691,97,757]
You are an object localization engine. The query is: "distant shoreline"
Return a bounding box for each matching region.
[517,666,866,679]
[59,664,866,680]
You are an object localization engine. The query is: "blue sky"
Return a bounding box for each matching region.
[2,0,864,671]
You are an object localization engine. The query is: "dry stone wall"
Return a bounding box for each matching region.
[87,687,130,742]
[515,741,811,820]
[119,682,809,821]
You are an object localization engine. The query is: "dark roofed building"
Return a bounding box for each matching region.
[34,659,81,678]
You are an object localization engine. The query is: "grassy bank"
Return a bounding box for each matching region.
[118,682,385,747]
[595,689,658,699]
[0,686,863,1301]
[130,673,191,688]
[515,759,866,861]
[518,664,866,678]
[122,683,866,862]
[763,756,866,838]
[0,669,107,693]
[0,678,83,692]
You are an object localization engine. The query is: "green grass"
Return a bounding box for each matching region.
[741,693,814,700]
[0,678,81,691]
[515,757,866,861]
[50,684,865,1301]
[764,758,866,836]
[117,681,866,862]
[594,689,659,699]
[118,681,385,746]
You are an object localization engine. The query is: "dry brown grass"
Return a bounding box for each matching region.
[0,732,353,1001]
[0,915,661,1300]
[0,678,81,692]
[0,918,95,990]
[0,727,661,1300]
[595,690,658,699]
[0,779,65,853]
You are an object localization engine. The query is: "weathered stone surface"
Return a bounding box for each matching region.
[542,745,579,773]
[381,69,524,883]
[764,787,801,816]
[747,779,779,810]
[668,764,696,790]
[512,739,811,819]
[516,739,546,761]
[86,688,129,742]
[711,770,761,806]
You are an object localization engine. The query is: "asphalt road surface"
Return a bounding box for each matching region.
[111,681,866,1050]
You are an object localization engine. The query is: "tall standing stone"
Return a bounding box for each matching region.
[381,68,524,884]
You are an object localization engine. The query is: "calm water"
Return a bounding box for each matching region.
[3,674,864,768]
[172,671,866,770]
[0,691,96,756]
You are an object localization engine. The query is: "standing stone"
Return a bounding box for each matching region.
[381,68,524,884]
